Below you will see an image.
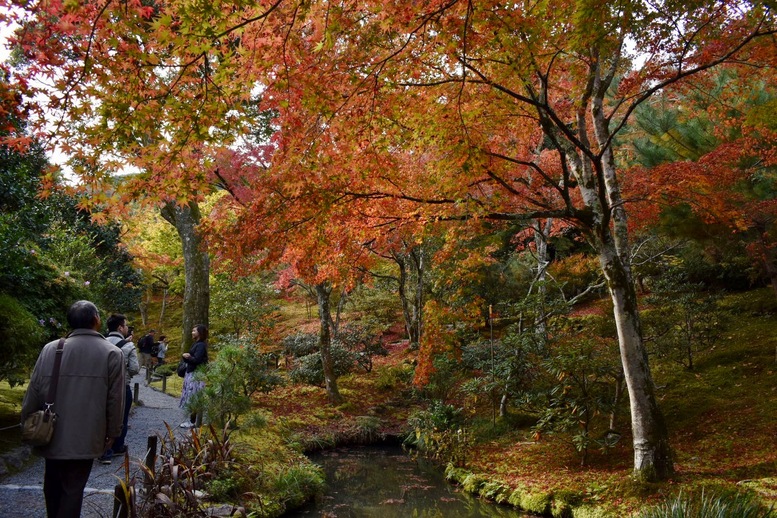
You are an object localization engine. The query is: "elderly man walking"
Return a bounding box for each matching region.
[21,300,125,518]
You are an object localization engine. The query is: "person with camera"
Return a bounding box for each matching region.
[97,314,140,464]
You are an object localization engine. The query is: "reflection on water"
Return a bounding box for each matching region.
[287,444,531,517]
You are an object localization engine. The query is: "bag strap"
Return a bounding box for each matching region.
[116,339,128,348]
[44,338,66,409]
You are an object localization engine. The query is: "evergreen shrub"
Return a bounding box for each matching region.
[0,294,47,386]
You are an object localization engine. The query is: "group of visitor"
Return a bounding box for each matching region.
[19,299,209,517]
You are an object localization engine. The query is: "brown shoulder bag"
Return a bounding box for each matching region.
[21,338,65,446]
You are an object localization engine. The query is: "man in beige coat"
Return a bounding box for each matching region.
[21,300,125,518]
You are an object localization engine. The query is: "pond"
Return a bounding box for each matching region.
[286,444,534,517]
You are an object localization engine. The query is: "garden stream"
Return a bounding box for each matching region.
[287,444,533,517]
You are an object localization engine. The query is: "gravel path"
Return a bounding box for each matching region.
[0,368,190,518]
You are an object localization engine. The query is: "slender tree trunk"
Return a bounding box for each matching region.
[393,247,422,349]
[410,247,424,348]
[161,201,209,352]
[396,253,413,344]
[315,282,343,405]
[159,288,167,327]
[531,219,553,341]
[140,289,149,327]
[558,53,674,481]
[332,286,347,338]
[609,371,624,431]
[599,243,673,481]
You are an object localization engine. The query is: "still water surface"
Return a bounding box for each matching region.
[288,444,532,517]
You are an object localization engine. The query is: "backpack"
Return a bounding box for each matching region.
[115,339,130,370]
[139,334,154,354]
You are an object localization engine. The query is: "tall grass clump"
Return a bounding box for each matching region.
[637,490,774,518]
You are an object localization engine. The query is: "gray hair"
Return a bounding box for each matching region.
[67,300,100,330]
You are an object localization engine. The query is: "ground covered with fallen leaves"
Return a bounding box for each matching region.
[258,291,777,516]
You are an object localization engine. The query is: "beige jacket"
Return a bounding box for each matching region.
[21,329,125,459]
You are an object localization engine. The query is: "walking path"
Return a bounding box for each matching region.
[0,368,188,518]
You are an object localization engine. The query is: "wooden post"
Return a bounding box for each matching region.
[161,374,167,393]
[133,383,139,404]
[112,485,130,518]
[144,435,158,491]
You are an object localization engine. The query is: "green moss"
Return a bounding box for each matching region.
[461,473,487,494]
[507,487,527,508]
[520,491,552,515]
[481,481,512,504]
[571,505,615,518]
[552,489,585,518]
[444,463,469,484]
[273,462,325,510]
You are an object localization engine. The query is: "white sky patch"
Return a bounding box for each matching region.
[1,17,73,177]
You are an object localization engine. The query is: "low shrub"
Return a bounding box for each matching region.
[374,364,414,391]
[288,344,357,386]
[273,461,325,510]
[190,337,285,428]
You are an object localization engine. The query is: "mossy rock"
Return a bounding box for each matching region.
[520,491,552,515]
[571,505,615,518]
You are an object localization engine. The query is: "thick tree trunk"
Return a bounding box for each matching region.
[161,201,209,352]
[315,282,343,404]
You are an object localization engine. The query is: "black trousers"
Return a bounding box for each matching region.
[43,458,93,518]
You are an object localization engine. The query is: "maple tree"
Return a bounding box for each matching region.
[626,66,777,299]
[123,208,185,327]
[3,0,775,482]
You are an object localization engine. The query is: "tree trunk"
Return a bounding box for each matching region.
[609,370,624,431]
[410,246,424,348]
[161,201,209,352]
[599,244,673,481]
[531,219,553,341]
[159,288,167,328]
[139,289,149,327]
[315,282,343,404]
[396,253,414,344]
[393,246,423,349]
[561,53,675,481]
